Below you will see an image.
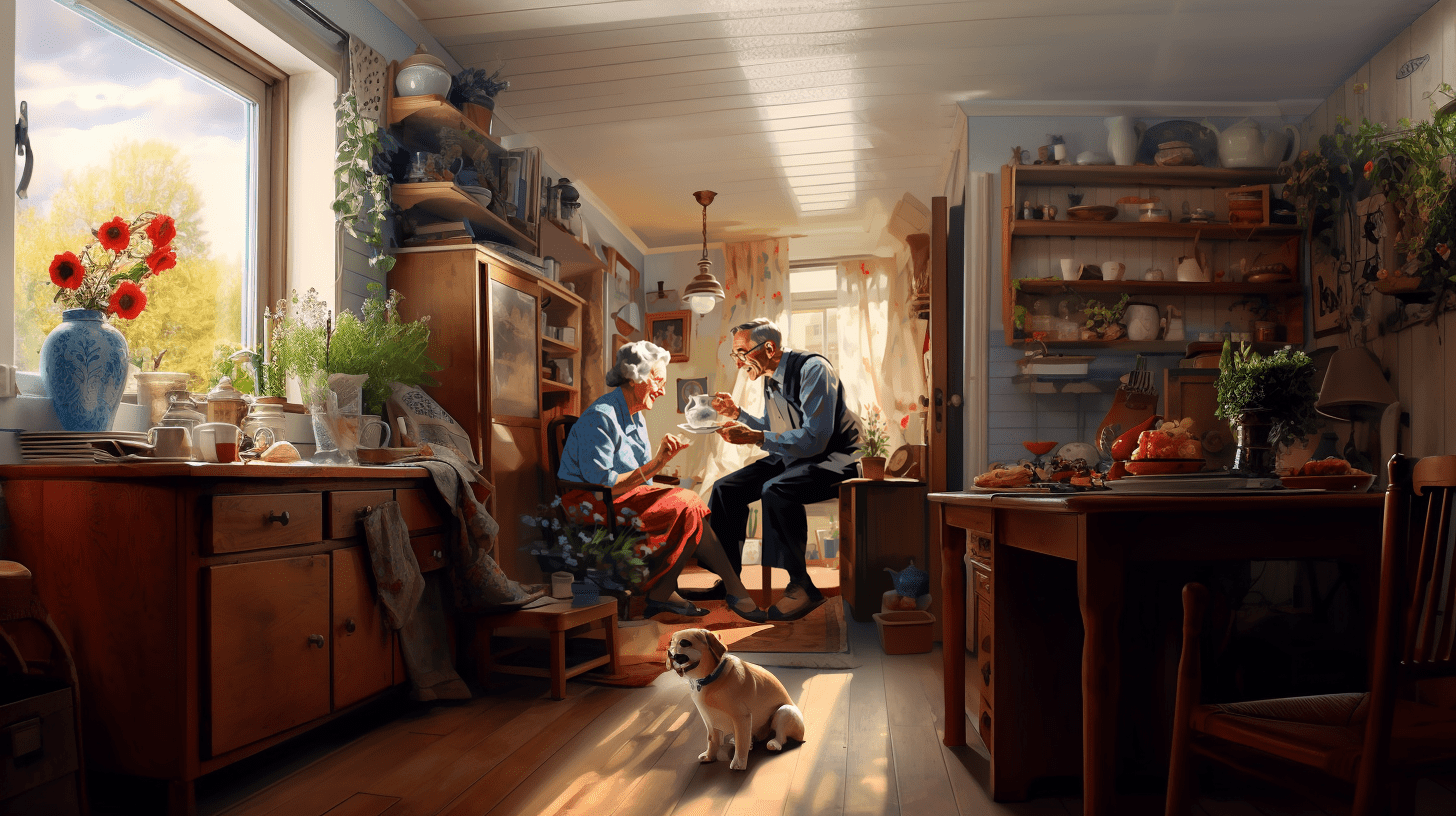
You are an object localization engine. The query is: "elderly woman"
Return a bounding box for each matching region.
[558,341,764,621]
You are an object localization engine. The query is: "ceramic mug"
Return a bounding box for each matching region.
[147,425,188,459]
[195,421,242,463]
[358,415,393,449]
[1145,267,1165,281]
[1059,258,1077,281]
[1102,261,1126,281]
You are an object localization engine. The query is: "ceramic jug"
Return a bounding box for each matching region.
[1161,305,1186,341]
[685,393,719,428]
[1105,116,1144,166]
[1202,118,1301,168]
[884,559,930,598]
[1124,303,1160,341]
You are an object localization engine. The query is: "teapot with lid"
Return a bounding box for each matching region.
[1202,118,1301,169]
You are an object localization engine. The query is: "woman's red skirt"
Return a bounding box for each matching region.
[561,485,708,593]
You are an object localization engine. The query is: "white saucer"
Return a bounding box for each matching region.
[676,423,725,435]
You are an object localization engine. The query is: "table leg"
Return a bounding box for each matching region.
[1079,542,1125,816]
[603,615,620,675]
[940,503,967,747]
[550,630,567,699]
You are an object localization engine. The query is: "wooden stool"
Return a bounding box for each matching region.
[1,561,86,815]
[475,599,620,699]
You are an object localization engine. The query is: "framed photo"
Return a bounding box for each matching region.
[1311,238,1346,337]
[647,310,690,362]
[676,376,709,414]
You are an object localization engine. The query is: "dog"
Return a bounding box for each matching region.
[666,627,806,770]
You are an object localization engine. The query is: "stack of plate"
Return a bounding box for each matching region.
[18,431,154,464]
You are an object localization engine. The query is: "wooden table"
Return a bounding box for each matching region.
[930,490,1385,816]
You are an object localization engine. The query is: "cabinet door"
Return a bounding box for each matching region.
[205,555,330,756]
[1165,369,1235,471]
[332,547,395,708]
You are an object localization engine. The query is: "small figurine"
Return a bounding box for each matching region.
[1022,201,1034,220]
[1042,204,1057,220]
[1011,145,1023,166]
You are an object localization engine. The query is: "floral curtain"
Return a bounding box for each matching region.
[694,238,791,498]
[835,253,928,451]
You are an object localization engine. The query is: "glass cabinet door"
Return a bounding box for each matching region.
[490,276,539,419]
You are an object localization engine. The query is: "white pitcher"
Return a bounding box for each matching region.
[1105,116,1144,166]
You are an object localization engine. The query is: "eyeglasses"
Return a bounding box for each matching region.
[730,340,766,362]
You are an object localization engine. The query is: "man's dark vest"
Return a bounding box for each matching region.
[767,349,861,462]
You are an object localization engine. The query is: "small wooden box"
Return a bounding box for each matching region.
[1224,184,1270,226]
[1,674,80,813]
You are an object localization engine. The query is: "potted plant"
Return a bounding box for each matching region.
[521,498,649,615]
[333,90,397,273]
[1213,339,1319,476]
[449,63,509,133]
[860,403,891,479]
[1080,294,1129,341]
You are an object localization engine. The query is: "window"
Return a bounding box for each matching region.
[788,264,838,369]
[13,0,266,385]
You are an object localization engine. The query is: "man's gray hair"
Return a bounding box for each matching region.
[731,318,783,349]
[606,340,670,387]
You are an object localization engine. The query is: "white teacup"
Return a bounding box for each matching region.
[1102,261,1125,281]
[147,425,188,459]
[195,422,243,463]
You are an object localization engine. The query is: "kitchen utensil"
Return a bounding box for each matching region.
[1096,355,1159,460]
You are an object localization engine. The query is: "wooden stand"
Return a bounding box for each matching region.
[475,599,620,699]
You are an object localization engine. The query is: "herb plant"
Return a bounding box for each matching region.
[1214,339,1319,449]
[1082,293,1130,334]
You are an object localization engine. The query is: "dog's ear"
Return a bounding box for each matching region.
[704,629,726,662]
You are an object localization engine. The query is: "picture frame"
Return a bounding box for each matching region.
[1311,238,1346,337]
[676,376,709,414]
[647,310,691,362]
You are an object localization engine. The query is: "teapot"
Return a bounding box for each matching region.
[885,559,930,598]
[685,393,719,429]
[1202,118,1301,169]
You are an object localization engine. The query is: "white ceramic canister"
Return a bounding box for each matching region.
[1123,302,1160,341]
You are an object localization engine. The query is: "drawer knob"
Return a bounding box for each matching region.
[267,510,291,526]
[307,634,325,648]
[432,550,443,560]
[344,618,357,634]
[358,505,374,517]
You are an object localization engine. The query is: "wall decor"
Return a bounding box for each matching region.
[1312,240,1347,337]
[648,309,691,362]
[676,376,709,414]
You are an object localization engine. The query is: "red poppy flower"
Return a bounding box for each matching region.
[145,245,177,275]
[98,216,131,252]
[146,214,176,247]
[1363,160,1375,177]
[900,414,909,430]
[49,251,85,289]
[108,280,147,320]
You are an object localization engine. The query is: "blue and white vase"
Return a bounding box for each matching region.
[39,309,130,432]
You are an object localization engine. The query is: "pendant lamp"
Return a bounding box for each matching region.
[682,190,726,315]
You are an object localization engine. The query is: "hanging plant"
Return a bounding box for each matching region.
[333,90,397,273]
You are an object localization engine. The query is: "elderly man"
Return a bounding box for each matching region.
[695,318,862,621]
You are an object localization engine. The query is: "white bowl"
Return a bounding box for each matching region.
[395,64,451,98]
[460,185,493,209]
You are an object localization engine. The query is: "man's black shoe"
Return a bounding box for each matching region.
[679,580,726,601]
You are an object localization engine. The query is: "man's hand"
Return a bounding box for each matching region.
[657,433,689,462]
[716,421,763,446]
[710,391,740,420]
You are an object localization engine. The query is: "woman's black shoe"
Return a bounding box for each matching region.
[643,597,709,618]
[678,580,726,601]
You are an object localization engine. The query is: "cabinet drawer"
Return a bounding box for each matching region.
[411,533,447,573]
[326,490,393,539]
[971,535,993,566]
[209,494,323,554]
[396,488,447,532]
[974,568,993,601]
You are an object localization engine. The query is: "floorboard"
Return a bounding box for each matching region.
[186,616,1456,816]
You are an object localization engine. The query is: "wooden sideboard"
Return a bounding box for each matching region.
[930,490,1385,816]
[0,462,454,815]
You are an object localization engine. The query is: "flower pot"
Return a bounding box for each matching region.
[39,309,130,432]
[571,579,601,608]
[1231,412,1278,477]
[861,456,887,480]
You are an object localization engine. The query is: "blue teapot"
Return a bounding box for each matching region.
[885,559,929,598]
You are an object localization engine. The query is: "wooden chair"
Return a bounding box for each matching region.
[1165,453,1456,816]
[545,415,617,534]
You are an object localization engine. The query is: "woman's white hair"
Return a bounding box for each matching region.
[606,340,670,387]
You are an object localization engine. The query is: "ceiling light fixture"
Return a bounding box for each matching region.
[682,190,726,315]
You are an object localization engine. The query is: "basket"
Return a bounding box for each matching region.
[873,610,935,655]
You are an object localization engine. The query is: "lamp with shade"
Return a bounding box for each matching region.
[1315,346,1399,483]
[683,190,725,315]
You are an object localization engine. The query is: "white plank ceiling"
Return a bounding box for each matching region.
[392,0,1439,253]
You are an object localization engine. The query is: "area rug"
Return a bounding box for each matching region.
[583,595,856,689]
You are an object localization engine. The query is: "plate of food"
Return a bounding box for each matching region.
[1124,457,1206,476]
[1280,456,1374,491]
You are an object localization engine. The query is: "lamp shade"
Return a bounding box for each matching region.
[682,258,725,315]
[1316,346,1397,420]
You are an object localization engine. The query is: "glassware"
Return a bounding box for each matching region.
[242,399,289,453]
[158,390,205,459]
[205,376,248,427]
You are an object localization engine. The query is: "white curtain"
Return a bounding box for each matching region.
[695,238,791,498]
[835,254,928,450]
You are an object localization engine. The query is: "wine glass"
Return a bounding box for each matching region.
[1023,440,1057,469]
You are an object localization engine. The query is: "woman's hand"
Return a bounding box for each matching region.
[656,433,689,463]
[716,421,764,446]
[710,391,740,420]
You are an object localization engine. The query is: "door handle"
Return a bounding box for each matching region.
[933,388,944,433]
[949,394,962,408]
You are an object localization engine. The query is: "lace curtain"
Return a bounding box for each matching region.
[835,254,928,451]
[694,238,791,498]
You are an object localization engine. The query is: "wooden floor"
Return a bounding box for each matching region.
[159,615,1456,816]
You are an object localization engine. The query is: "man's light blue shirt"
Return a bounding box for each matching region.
[558,387,650,486]
[736,354,838,465]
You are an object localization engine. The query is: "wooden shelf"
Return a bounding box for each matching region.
[388,95,503,157]
[391,182,537,252]
[542,379,579,394]
[538,276,585,308]
[1025,339,1198,352]
[1009,220,1301,239]
[1013,279,1302,296]
[1010,164,1287,187]
[540,221,605,278]
[541,336,580,356]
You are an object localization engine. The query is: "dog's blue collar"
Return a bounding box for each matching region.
[692,657,729,692]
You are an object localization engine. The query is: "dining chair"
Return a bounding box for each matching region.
[545,415,618,534]
[1165,452,1456,816]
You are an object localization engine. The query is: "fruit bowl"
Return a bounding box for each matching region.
[1125,458,1205,476]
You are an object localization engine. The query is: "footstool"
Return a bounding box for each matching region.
[475,599,620,699]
